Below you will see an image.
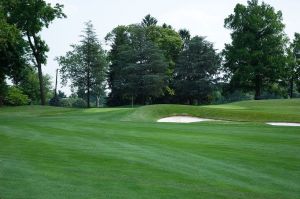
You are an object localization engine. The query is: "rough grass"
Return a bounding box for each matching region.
[0,99,299,199]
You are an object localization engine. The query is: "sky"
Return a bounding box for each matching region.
[42,0,300,95]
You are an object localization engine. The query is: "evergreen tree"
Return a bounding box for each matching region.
[106,25,168,105]
[57,21,107,108]
[141,14,158,27]
[174,36,220,104]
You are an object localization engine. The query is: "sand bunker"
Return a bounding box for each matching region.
[266,122,300,127]
[157,116,212,123]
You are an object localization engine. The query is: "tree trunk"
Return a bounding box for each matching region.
[37,63,46,105]
[54,69,58,98]
[87,70,90,108]
[289,77,294,98]
[0,75,5,106]
[26,33,46,105]
[96,96,100,107]
[131,96,134,108]
[254,75,262,100]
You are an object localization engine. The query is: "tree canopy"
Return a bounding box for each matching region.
[174,36,221,104]
[0,0,66,105]
[106,25,168,105]
[223,0,287,100]
[0,8,27,105]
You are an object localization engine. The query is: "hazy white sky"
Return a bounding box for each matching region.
[42,0,299,95]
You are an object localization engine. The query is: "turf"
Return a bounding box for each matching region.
[0,99,299,199]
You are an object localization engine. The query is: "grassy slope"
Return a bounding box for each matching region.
[0,99,299,199]
[126,99,300,122]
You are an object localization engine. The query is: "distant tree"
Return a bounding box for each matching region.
[57,21,107,108]
[142,14,158,27]
[223,0,287,100]
[1,0,66,105]
[174,36,221,104]
[284,33,300,98]
[18,67,52,104]
[292,33,300,93]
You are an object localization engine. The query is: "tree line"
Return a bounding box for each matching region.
[1,0,299,107]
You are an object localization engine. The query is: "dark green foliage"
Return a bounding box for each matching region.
[57,90,67,98]
[105,26,129,105]
[174,36,221,104]
[49,96,60,106]
[141,14,158,27]
[0,79,7,106]
[106,25,168,105]
[286,33,300,97]
[57,21,107,108]
[178,29,191,48]
[106,16,182,106]
[4,86,29,106]
[223,0,287,100]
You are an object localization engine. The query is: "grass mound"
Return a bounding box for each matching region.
[127,99,300,122]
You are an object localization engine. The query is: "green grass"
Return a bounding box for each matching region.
[0,99,300,199]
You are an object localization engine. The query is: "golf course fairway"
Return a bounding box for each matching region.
[0,99,299,199]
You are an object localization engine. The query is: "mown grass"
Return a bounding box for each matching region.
[0,99,299,199]
[127,99,300,122]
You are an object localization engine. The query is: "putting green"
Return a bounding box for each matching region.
[0,99,299,199]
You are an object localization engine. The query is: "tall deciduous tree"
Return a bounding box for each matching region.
[223,0,287,100]
[1,0,66,105]
[174,36,220,104]
[0,8,27,105]
[142,16,183,100]
[57,21,107,108]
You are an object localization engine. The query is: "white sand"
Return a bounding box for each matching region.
[157,116,212,123]
[266,122,300,127]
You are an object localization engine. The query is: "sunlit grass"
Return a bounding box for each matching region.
[0,99,299,199]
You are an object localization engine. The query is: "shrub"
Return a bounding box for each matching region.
[72,98,87,108]
[222,90,253,103]
[58,98,87,108]
[59,98,73,107]
[49,96,60,106]
[5,86,29,106]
